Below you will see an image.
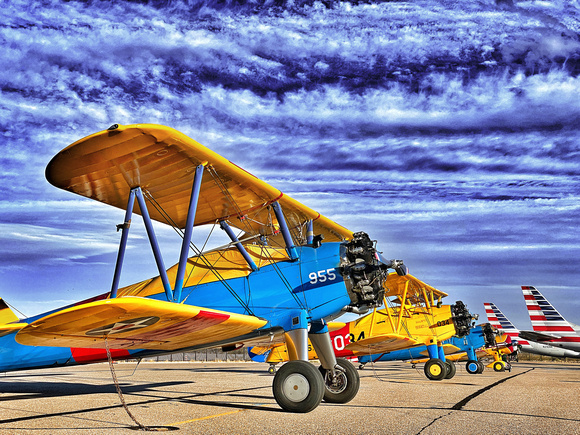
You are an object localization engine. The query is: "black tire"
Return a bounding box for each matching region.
[444,361,456,379]
[476,361,485,374]
[424,358,447,381]
[466,360,479,374]
[272,361,324,413]
[318,358,360,404]
[493,361,505,372]
[268,365,276,374]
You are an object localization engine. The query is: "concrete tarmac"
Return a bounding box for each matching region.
[0,360,578,434]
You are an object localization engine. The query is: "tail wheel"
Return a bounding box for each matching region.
[318,358,360,404]
[268,365,276,374]
[424,358,447,381]
[493,361,505,372]
[444,361,456,379]
[466,360,479,374]
[272,361,324,413]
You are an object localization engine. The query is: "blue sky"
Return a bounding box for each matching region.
[1,0,579,328]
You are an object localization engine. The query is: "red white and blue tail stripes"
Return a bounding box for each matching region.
[521,286,575,333]
[484,302,528,345]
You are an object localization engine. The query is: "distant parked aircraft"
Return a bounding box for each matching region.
[519,286,580,353]
[484,301,580,359]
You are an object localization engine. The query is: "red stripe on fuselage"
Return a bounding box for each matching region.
[71,348,130,363]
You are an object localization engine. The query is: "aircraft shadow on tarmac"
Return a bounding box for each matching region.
[0,379,193,401]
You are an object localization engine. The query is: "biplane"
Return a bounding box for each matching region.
[358,323,516,375]
[0,124,410,413]
[249,273,474,381]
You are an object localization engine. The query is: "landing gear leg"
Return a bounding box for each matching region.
[309,321,360,404]
[318,358,360,403]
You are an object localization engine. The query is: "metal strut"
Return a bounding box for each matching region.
[174,163,206,303]
[271,201,298,260]
[110,189,136,298]
[134,187,173,302]
[219,220,258,272]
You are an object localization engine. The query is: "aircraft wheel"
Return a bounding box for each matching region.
[424,358,447,381]
[268,365,276,374]
[493,361,505,372]
[476,361,485,374]
[444,361,456,379]
[466,360,479,374]
[272,361,324,413]
[318,358,360,404]
[358,364,365,370]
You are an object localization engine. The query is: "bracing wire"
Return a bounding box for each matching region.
[142,191,254,316]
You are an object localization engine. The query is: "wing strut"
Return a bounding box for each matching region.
[272,201,298,260]
[134,188,173,301]
[219,220,258,272]
[111,189,136,298]
[110,186,173,301]
[174,163,206,303]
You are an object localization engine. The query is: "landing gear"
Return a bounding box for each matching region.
[268,364,276,374]
[466,360,479,374]
[318,358,360,404]
[424,358,447,381]
[444,361,456,379]
[272,361,324,413]
[476,361,485,374]
[493,361,506,372]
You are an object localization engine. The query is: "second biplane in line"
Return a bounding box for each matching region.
[250,273,474,381]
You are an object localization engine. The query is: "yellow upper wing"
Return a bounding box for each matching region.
[15,297,267,351]
[383,273,448,302]
[47,124,352,243]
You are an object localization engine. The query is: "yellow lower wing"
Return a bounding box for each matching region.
[0,323,27,339]
[345,333,421,354]
[16,297,266,351]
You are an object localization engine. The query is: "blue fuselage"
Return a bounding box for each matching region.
[0,243,352,372]
[357,325,487,364]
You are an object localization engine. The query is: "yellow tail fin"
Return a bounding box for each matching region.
[0,298,19,324]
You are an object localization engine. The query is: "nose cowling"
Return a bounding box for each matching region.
[450,301,473,337]
[340,232,406,310]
